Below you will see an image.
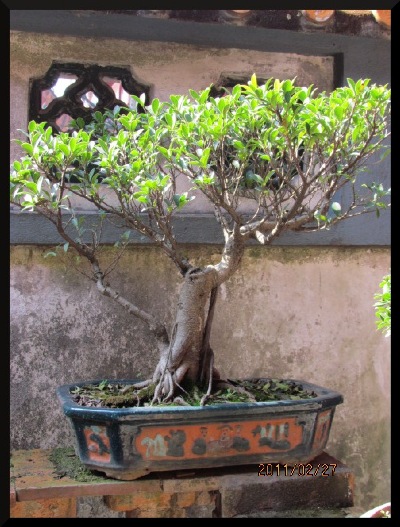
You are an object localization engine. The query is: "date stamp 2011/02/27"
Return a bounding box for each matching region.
[258,463,337,477]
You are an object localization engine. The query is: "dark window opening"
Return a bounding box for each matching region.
[209,73,273,98]
[209,74,305,190]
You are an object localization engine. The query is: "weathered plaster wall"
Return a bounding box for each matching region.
[10,245,390,509]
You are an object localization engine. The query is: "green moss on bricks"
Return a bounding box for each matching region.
[49,447,107,482]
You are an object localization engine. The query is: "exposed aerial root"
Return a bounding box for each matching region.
[120,379,153,394]
[200,349,214,406]
[151,363,190,404]
[117,381,157,406]
[172,396,190,406]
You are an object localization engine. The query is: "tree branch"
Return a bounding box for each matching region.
[93,264,170,344]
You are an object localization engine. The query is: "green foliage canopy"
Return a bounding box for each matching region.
[10,76,391,266]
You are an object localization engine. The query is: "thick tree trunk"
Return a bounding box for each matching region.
[152,266,219,401]
[152,227,246,402]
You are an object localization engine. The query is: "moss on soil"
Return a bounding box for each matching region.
[70,378,318,408]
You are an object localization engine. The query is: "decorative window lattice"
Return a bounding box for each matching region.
[29,62,151,133]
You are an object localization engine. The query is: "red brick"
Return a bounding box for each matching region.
[176,491,197,507]
[10,497,77,518]
[123,491,219,518]
[104,491,173,512]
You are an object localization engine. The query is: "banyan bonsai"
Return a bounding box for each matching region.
[10,76,391,406]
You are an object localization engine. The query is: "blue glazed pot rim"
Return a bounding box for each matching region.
[57,378,343,419]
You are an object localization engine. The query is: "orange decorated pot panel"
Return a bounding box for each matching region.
[135,417,305,460]
[84,425,111,463]
[312,409,332,451]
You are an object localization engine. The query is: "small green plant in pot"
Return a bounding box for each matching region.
[10,76,391,479]
[374,272,391,338]
[359,274,392,518]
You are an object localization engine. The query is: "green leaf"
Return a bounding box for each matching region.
[217,98,227,112]
[352,126,360,143]
[21,143,33,155]
[164,113,173,127]
[331,202,341,215]
[282,79,292,92]
[24,182,38,193]
[199,88,210,104]
[334,107,344,120]
[28,121,37,133]
[250,74,258,89]
[232,84,242,98]
[58,144,70,156]
[233,140,245,150]
[75,117,85,129]
[173,194,181,207]
[189,89,199,102]
[158,146,170,157]
[200,148,210,167]
[347,78,356,93]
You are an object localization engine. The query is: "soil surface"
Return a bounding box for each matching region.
[70,378,318,408]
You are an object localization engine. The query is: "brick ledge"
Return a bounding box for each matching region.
[10,448,355,518]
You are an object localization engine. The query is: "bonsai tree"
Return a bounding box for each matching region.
[10,76,391,405]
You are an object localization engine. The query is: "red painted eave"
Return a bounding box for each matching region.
[299,10,391,29]
[95,10,391,39]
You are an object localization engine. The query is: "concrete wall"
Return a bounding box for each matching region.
[10,24,390,512]
[10,245,390,510]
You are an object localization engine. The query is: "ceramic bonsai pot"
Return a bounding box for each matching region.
[57,379,343,480]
